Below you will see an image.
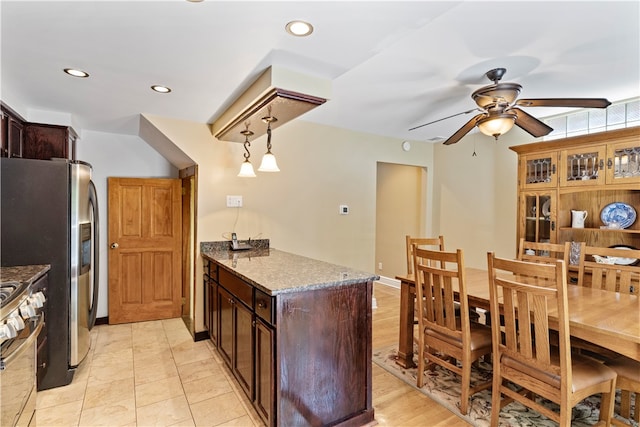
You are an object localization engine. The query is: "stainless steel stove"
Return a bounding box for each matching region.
[1,278,46,427]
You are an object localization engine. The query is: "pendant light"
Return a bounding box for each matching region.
[258,111,280,172]
[237,124,256,178]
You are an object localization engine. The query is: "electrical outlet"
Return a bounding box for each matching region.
[226,195,243,207]
[339,205,349,215]
[378,262,383,270]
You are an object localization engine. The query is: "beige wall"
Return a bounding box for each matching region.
[432,128,539,268]
[142,115,437,331]
[375,163,427,280]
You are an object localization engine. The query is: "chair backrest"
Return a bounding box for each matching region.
[406,235,445,275]
[413,246,470,340]
[517,238,572,266]
[577,245,640,294]
[486,253,571,390]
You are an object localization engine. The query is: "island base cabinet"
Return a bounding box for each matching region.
[254,318,275,426]
[276,283,374,427]
[217,287,233,367]
[203,254,374,427]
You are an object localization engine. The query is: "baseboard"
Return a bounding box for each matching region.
[94,316,109,325]
[194,330,209,342]
[375,275,400,289]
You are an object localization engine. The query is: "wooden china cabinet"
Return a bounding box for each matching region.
[511,126,640,262]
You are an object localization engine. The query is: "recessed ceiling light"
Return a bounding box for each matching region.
[63,68,89,78]
[151,85,172,93]
[285,20,313,37]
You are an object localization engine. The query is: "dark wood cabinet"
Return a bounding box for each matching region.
[202,253,374,427]
[1,102,77,160]
[254,317,274,425]
[203,262,218,345]
[217,285,233,367]
[33,273,49,387]
[1,103,25,158]
[23,122,77,160]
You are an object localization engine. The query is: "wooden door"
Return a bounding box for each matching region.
[108,177,182,324]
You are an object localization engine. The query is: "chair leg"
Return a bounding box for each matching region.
[460,358,471,415]
[417,342,425,388]
[598,380,616,427]
[490,376,501,426]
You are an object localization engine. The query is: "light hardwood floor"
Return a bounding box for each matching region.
[35,282,470,426]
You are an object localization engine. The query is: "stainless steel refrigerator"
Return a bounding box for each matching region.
[1,157,99,390]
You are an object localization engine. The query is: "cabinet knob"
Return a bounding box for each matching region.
[257,300,266,309]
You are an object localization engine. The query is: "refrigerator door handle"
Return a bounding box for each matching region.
[88,180,99,330]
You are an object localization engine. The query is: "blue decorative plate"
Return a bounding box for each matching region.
[600,202,637,229]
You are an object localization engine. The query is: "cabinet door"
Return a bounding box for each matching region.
[605,140,640,185]
[218,286,233,367]
[233,301,254,398]
[209,281,218,346]
[520,151,558,189]
[23,123,70,160]
[520,191,557,243]
[560,145,606,187]
[254,318,274,427]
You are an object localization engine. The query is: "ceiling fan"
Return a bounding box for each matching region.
[410,68,611,145]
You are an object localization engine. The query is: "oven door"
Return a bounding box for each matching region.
[1,320,42,427]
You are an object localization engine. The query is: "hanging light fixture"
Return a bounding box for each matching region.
[476,111,516,140]
[237,124,256,178]
[258,109,280,172]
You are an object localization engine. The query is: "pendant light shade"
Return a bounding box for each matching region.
[237,126,256,178]
[238,160,256,177]
[258,113,280,172]
[258,152,280,172]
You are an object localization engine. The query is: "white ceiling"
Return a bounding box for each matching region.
[2,1,639,144]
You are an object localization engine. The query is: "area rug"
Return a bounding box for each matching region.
[373,345,637,427]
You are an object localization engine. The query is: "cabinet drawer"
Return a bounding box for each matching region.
[219,268,252,308]
[254,289,274,325]
[203,260,218,282]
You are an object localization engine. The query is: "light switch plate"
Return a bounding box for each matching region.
[227,195,243,207]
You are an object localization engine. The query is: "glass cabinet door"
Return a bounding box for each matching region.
[605,140,640,185]
[520,192,557,243]
[560,146,606,187]
[521,152,557,189]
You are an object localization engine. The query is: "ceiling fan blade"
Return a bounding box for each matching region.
[409,108,481,131]
[443,114,484,145]
[512,108,554,137]
[515,98,611,109]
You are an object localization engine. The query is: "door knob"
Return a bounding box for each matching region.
[110,243,119,249]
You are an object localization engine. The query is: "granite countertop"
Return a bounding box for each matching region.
[0,264,51,284]
[201,248,379,295]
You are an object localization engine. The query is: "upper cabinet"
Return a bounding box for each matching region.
[23,122,77,160]
[511,127,640,250]
[1,102,77,160]
[1,103,26,158]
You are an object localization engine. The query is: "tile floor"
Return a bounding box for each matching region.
[36,318,263,426]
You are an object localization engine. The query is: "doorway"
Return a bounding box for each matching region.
[375,162,427,283]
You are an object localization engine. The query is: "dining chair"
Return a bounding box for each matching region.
[577,245,640,295]
[406,235,445,275]
[605,356,640,426]
[486,253,617,427]
[517,238,571,266]
[413,246,492,415]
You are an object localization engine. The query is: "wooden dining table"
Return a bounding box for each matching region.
[395,267,640,369]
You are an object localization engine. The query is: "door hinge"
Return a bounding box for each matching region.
[181,297,186,305]
[182,187,186,196]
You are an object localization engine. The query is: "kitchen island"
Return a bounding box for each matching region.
[201,245,377,427]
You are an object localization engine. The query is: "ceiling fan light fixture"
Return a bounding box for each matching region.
[477,113,516,140]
